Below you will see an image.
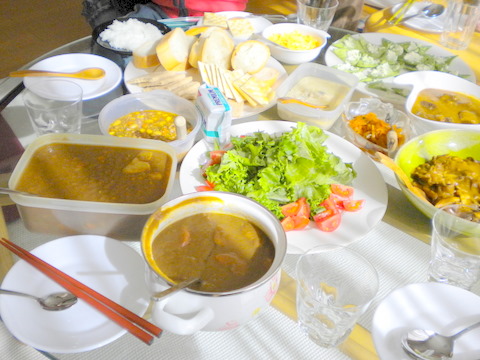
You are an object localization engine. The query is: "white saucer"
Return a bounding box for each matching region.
[0,235,150,353]
[390,2,445,33]
[372,282,480,360]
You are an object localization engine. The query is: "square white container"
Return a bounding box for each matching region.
[8,133,177,239]
[276,63,359,129]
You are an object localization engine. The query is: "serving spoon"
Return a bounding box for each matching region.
[401,320,480,359]
[0,288,77,311]
[9,67,106,80]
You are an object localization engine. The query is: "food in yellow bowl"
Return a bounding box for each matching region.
[267,30,321,50]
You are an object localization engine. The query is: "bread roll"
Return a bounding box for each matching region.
[231,40,270,75]
[156,28,195,71]
[199,29,234,70]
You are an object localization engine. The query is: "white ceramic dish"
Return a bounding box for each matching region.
[24,53,122,101]
[390,1,445,33]
[197,11,273,34]
[179,120,388,254]
[372,282,480,360]
[261,23,329,65]
[0,235,150,353]
[324,33,475,103]
[393,71,480,134]
[124,57,288,120]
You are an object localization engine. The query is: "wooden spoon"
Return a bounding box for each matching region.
[374,151,429,202]
[9,67,106,80]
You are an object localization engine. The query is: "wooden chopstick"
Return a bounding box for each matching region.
[0,237,162,345]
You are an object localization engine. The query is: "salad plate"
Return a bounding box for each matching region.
[324,33,475,103]
[124,57,288,120]
[0,235,150,353]
[372,282,480,360]
[179,120,388,254]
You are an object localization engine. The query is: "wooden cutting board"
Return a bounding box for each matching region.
[0,210,14,281]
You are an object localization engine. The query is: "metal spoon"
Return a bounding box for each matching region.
[151,278,200,301]
[9,67,106,80]
[401,320,480,359]
[0,288,78,311]
[398,4,445,24]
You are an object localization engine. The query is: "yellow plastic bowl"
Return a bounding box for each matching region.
[394,129,480,219]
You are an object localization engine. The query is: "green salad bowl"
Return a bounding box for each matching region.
[394,129,480,219]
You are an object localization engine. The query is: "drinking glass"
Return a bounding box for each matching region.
[428,204,480,290]
[296,0,339,31]
[296,245,378,348]
[23,79,83,135]
[440,0,480,50]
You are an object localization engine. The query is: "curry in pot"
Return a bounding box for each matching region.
[150,213,275,293]
[15,143,172,203]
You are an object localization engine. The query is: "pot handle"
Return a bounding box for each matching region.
[152,298,215,335]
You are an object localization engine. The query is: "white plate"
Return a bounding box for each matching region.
[372,282,480,360]
[24,53,123,100]
[390,2,445,33]
[0,235,150,353]
[197,11,273,34]
[324,33,475,103]
[179,120,388,254]
[124,57,288,120]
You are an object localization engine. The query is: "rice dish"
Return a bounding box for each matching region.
[100,18,163,51]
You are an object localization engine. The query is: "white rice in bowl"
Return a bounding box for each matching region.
[100,18,163,51]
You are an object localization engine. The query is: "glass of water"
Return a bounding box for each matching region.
[295,245,378,348]
[23,79,83,136]
[296,0,339,31]
[429,204,480,290]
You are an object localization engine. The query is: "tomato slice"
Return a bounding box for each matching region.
[281,216,296,232]
[296,197,311,218]
[314,213,341,232]
[195,185,214,192]
[315,196,340,219]
[342,199,365,212]
[292,215,310,230]
[331,184,354,198]
[281,202,299,217]
[209,150,226,165]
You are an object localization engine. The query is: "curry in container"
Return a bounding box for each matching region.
[146,213,275,293]
[15,143,172,203]
[412,89,480,124]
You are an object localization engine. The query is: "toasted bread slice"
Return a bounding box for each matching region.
[231,40,270,75]
[156,27,195,71]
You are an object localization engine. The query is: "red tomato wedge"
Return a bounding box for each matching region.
[342,199,365,212]
[195,185,214,192]
[314,212,341,232]
[280,197,311,231]
[331,184,354,198]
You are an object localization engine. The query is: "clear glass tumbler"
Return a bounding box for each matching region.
[296,245,378,348]
[429,204,480,290]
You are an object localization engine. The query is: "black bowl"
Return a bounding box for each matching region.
[92,17,171,56]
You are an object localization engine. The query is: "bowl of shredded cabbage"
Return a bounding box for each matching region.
[261,23,329,64]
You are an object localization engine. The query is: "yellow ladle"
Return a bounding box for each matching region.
[9,67,106,80]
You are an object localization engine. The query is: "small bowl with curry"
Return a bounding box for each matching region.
[261,23,329,64]
[342,98,413,158]
[98,90,201,162]
[394,129,480,219]
[394,71,480,134]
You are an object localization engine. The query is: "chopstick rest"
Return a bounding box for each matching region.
[0,237,162,345]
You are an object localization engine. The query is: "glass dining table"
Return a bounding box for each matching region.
[1,25,479,360]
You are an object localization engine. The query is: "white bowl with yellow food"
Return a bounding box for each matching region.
[261,23,329,65]
[98,90,201,162]
[394,71,480,134]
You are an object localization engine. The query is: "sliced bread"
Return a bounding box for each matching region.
[156,27,195,71]
[199,29,234,70]
[132,37,162,68]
